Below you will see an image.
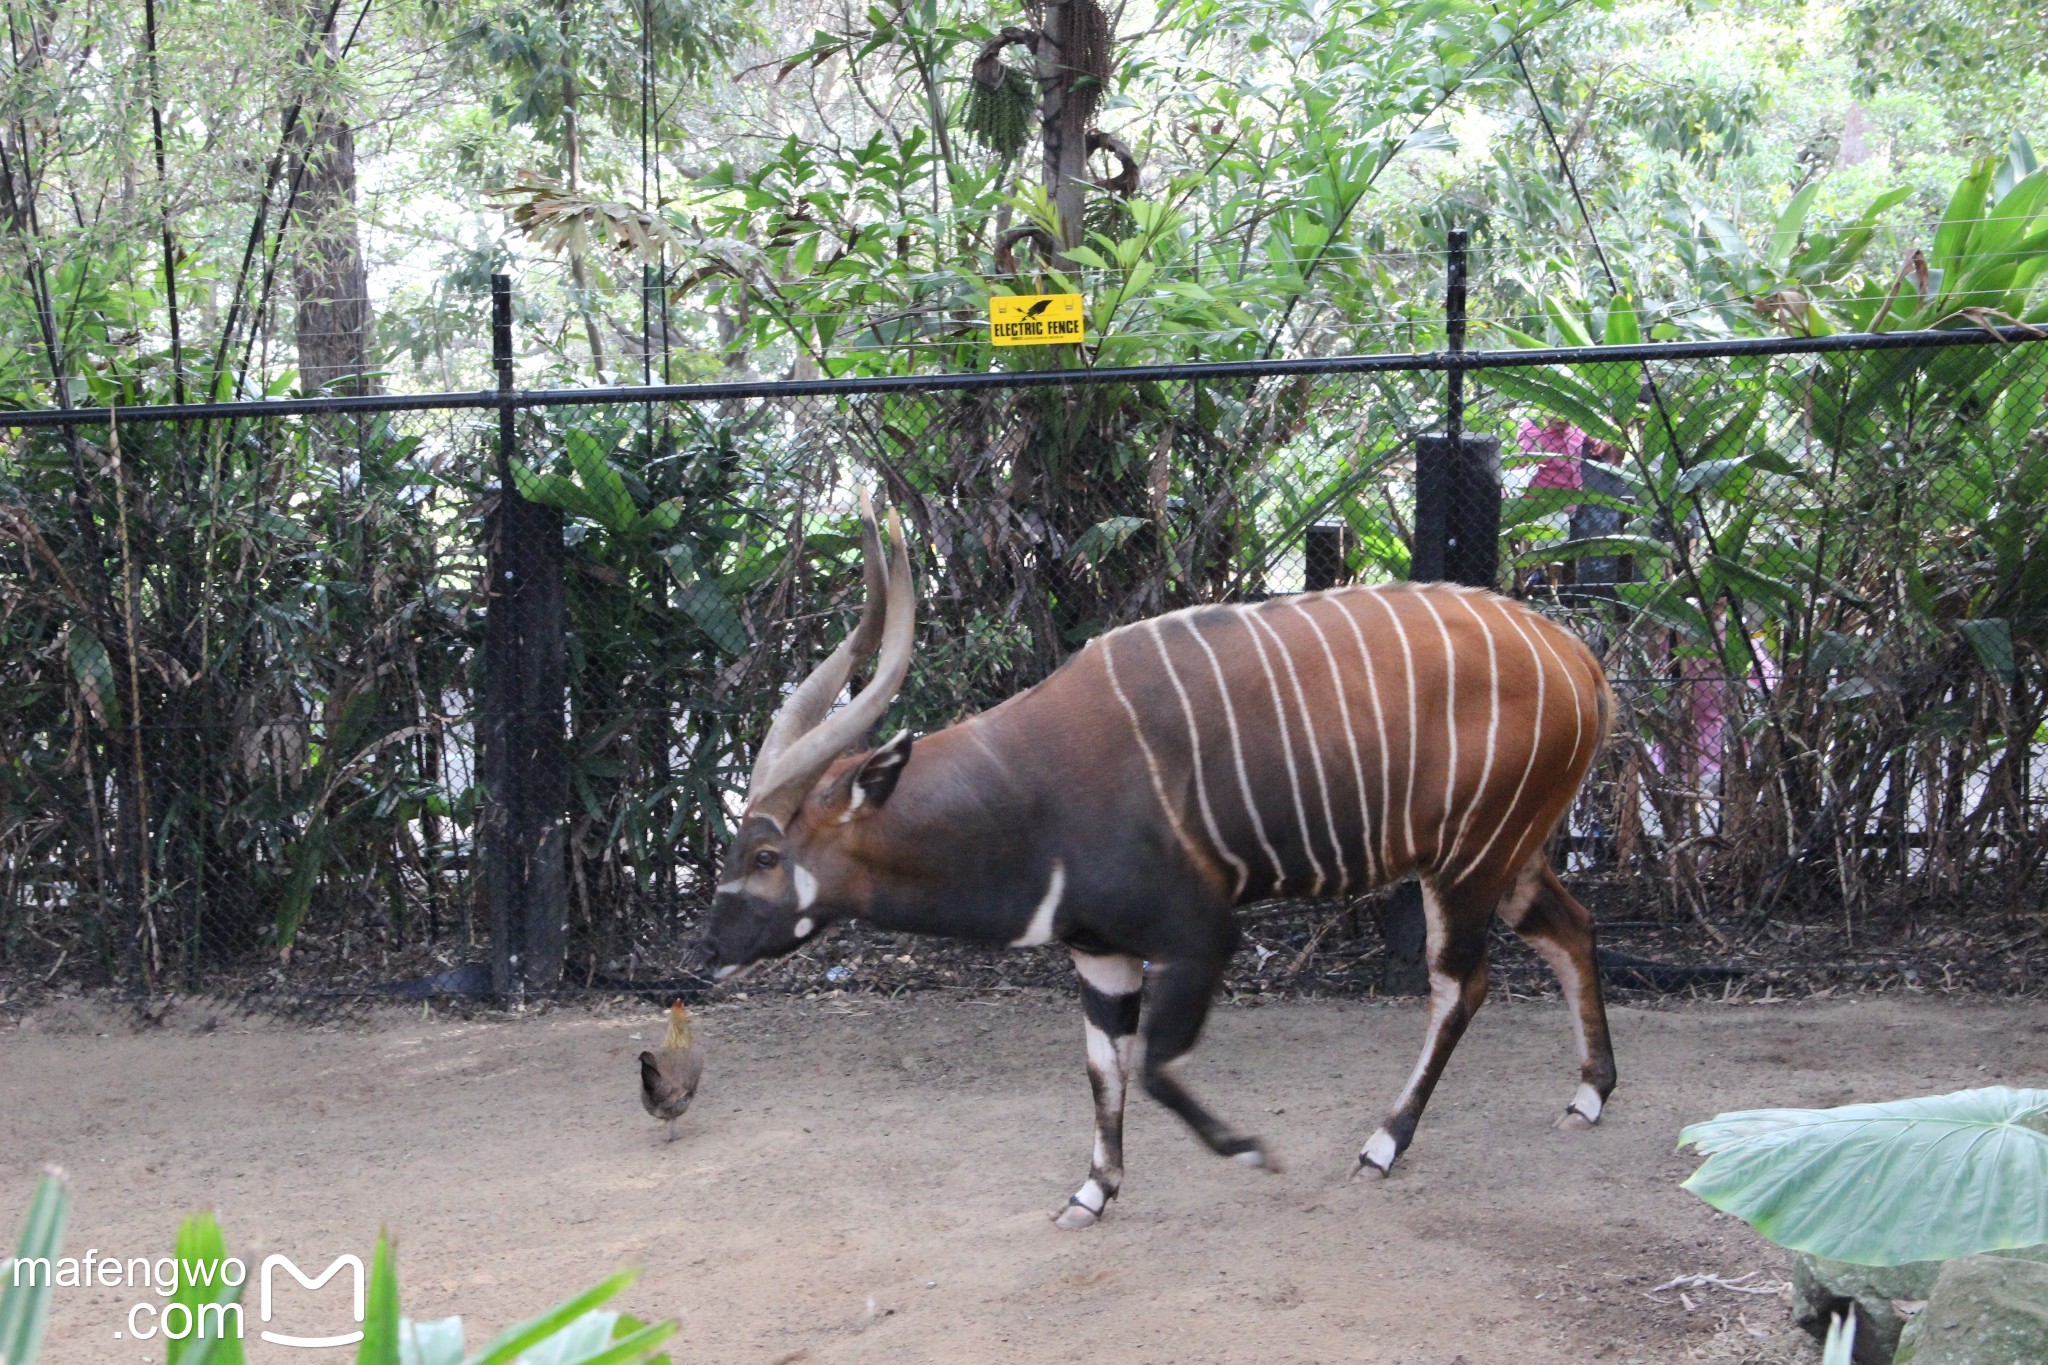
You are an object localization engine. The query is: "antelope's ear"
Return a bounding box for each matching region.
[830,730,912,820]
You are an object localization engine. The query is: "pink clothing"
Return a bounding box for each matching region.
[1518,418,1585,491]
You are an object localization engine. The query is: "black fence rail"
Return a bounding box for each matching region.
[4,279,2044,996]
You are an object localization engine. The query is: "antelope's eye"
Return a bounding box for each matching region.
[752,847,781,871]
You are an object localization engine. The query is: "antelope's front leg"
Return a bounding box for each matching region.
[1056,949,1143,1230]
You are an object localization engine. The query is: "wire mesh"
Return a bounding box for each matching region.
[2,327,2043,994]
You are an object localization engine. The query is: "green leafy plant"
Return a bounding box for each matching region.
[1483,152,2048,926]
[363,1236,673,1365]
[1679,1087,2048,1266]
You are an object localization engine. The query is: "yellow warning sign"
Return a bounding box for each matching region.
[989,293,1085,346]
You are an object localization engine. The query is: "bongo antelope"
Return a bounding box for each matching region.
[697,494,1617,1228]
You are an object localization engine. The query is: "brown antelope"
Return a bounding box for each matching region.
[697,494,1618,1228]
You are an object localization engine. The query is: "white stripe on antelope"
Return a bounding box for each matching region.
[696,495,1620,1222]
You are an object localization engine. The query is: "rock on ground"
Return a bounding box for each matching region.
[1895,1253,2048,1365]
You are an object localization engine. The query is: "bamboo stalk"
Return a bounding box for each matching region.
[109,411,158,981]
[142,0,184,404]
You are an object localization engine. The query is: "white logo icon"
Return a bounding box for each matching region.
[258,1254,366,1348]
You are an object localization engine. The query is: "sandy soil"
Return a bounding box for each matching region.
[6,991,2045,1364]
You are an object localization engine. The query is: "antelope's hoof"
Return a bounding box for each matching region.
[1227,1139,1280,1173]
[1052,1198,1102,1231]
[1353,1130,1398,1179]
[1555,1085,1605,1131]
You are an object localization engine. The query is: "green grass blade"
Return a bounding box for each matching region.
[356,1233,402,1365]
[569,1320,681,1365]
[168,1212,246,1365]
[0,1171,71,1365]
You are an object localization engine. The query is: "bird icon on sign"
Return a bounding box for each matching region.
[988,292,1083,345]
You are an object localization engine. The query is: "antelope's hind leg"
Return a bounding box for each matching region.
[1500,860,1617,1129]
[1357,879,1492,1178]
[1056,949,1143,1230]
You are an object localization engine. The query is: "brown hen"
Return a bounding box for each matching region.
[639,1001,703,1141]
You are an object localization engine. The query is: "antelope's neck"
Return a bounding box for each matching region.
[848,717,1054,942]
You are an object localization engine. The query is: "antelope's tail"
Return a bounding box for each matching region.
[1592,663,1616,758]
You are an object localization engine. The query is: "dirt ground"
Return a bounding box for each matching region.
[5,990,2045,1365]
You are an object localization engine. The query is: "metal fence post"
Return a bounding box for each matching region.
[1386,230,1503,994]
[1303,523,1353,592]
[481,274,568,1004]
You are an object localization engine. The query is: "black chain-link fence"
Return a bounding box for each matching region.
[4,319,2044,997]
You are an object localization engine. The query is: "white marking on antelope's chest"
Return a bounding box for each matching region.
[1009,860,1067,947]
[793,865,819,910]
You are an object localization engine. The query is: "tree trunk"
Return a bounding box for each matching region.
[1036,0,1098,253]
[563,76,609,380]
[289,17,375,396]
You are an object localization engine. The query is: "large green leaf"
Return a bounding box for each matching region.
[397,1317,466,1365]
[1601,296,1641,346]
[1767,183,1821,276]
[398,1317,467,1365]
[667,573,748,657]
[563,431,637,534]
[1673,448,1788,500]
[1958,618,2016,685]
[1616,579,1716,644]
[1680,1087,2048,1266]
[66,625,119,728]
[1515,533,1673,565]
[1542,292,1596,347]
[1498,486,1636,532]
[1931,157,1998,289]
[276,811,328,952]
[1480,367,1630,446]
[1706,553,1804,613]
[1068,515,1149,566]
